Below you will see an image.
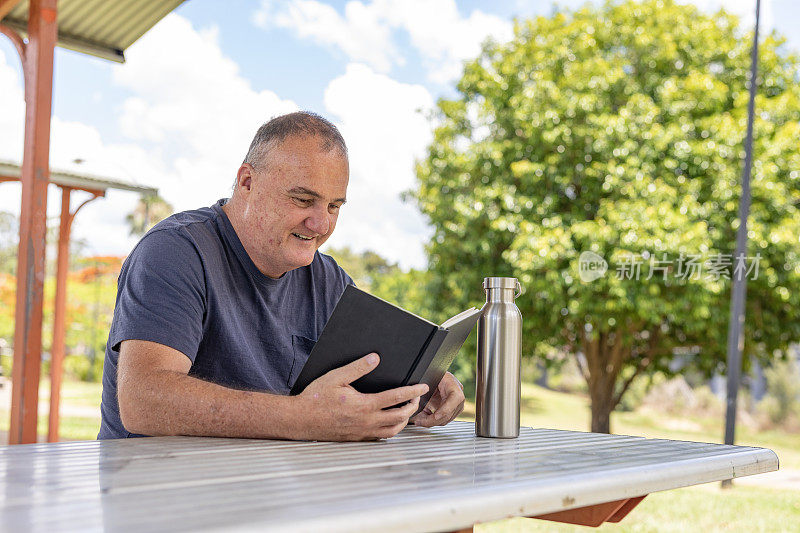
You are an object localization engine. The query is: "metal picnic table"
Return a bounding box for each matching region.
[0,421,778,532]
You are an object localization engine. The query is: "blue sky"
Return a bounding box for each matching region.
[0,0,798,269]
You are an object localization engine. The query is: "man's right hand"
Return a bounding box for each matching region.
[294,352,428,441]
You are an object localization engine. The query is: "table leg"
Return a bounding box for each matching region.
[607,495,646,522]
[531,495,647,527]
[448,495,647,531]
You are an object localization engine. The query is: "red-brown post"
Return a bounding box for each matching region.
[47,189,102,442]
[47,187,71,442]
[9,0,58,445]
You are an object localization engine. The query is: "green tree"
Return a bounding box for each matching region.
[412,0,800,432]
[325,246,402,290]
[125,194,174,237]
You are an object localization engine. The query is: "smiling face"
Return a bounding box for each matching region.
[224,134,349,278]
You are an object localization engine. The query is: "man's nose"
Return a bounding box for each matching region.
[305,206,331,236]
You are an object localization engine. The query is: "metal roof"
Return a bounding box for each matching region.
[0,159,157,195]
[1,0,186,62]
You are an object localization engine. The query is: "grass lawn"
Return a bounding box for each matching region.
[0,379,102,441]
[479,484,800,533]
[1,378,797,531]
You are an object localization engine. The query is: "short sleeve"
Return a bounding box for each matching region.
[108,228,206,363]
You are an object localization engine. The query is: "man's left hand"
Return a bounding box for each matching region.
[410,372,465,427]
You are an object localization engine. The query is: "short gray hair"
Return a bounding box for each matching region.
[242,111,348,171]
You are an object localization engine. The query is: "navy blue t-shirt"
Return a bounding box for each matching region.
[98,199,353,439]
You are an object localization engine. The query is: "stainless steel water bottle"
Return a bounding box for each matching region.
[476,277,522,438]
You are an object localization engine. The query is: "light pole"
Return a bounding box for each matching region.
[722,0,761,489]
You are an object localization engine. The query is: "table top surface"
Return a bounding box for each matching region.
[0,421,778,533]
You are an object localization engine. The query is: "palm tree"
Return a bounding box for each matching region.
[125,195,174,237]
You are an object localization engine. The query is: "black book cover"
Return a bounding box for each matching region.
[289,285,481,416]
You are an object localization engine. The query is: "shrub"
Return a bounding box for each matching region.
[758,358,800,429]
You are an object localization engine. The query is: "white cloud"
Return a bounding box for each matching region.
[1,16,435,268]
[321,63,434,269]
[112,15,298,210]
[254,0,400,72]
[253,0,513,83]
[0,14,299,257]
[46,118,173,256]
[0,47,24,163]
[376,0,514,83]
[0,47,144,254]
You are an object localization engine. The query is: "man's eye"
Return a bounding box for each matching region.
[329,204,342,211]
[294,197,314,206]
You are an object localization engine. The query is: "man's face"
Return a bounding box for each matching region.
[233,134,349,278]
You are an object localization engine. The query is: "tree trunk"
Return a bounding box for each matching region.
[590,390,614,433]
[581,331,626,434]
[535,360,549,389]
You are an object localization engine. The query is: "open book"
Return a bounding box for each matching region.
[289,285,481,416]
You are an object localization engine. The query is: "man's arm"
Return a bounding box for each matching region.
[118,340,428,441]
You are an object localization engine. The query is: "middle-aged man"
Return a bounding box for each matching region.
[98,111,465,441]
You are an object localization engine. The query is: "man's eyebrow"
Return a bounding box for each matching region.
[288,186,347,204]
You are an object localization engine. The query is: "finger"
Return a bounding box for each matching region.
[410,409,436,428]
[376,419,409,440]
[433,381,465,423]
[324,353,379,386]
[370,383,429,409]
[410,393,438,426]
[376,396,420,427]
[442,372,461,387]
[445,399,466,425]
[421,385,442,410]
[427,373,457,410]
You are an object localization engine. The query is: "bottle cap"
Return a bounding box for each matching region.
[483,277,518,289]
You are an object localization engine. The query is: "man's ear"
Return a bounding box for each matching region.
[236,164,254,192]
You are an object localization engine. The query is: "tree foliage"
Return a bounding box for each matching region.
[412,0,800,432]
[0,255,120,381]
[324,246,401,289]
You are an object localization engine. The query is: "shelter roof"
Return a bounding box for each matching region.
[0,158,158,195]
[1,0,185,62]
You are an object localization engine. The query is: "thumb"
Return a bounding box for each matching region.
[325,352,379,386]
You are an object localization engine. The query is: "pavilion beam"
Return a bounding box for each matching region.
[48,187,103,442]
[0,23,25,59]
[9,0,57,445]
[0,0,22,22]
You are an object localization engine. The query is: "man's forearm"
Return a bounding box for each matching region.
[117,342,428,441]
[119,369,304,439]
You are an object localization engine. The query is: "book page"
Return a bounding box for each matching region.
[441,307,480,329]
